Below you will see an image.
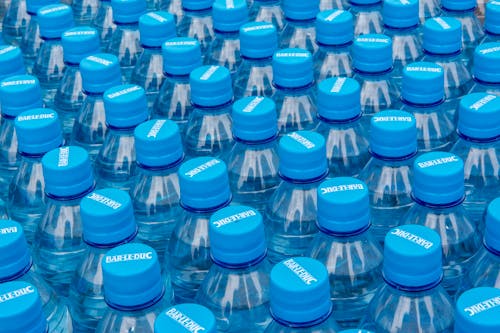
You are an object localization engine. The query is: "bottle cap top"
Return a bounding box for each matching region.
[485,1,500,35]
[0,45,25,80]
[190,65,233,107]
[353,34,393,73]
[402,62,444,104]
[26,0,60,15]
[182,0,213,11]
[37,4,74,39]
[139,11,176,47]
[111,0,147,23]
[458,93,500,140]
[382,0,419,28]
[62,27,100,64]
[80,54,122,93]
[103,84,149,128]
[239,22,278,58]
[485,198,500,252]
[423,17,462,55]
[455,287,500,333]
[272,48,313,88]
[316,10,354,46]
[232,96,277,141]
[162,37,202,75]
[317,77,361,120]
[212,0,248,32]
[0,220,31,280]
[154,304,217,333]
[15,108,63,155]
[441,0,476,10]
[370,110,417,158]
[0,75,42,117]
[282,0,320,20]
[473,42,500,83]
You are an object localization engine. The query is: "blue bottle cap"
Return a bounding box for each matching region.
[0,220,31,280]
[423,17,462,55]
[62,27,101,64]
[80,54,122,94]
[134,119,184,167]
[162,37,202,75]
[382,0,419,28]
[485,198,500,253]
[353,34,393,73]
[370,110,417,158]
[0,281,46,333]
[103,84,149,128]
[0,75,42,117]
[272,48,313,88]
[189,65,233,107]
[279,131,327,181]
[402,62,444,104]
[154,303,217,333]
[239,22,278,59]
[317,77,361,121]
[473,43,500,83]
[139,11,176,47]
[15,108,63,155]
[0,45,25,80]
[317,177,370,234]
[26,0,60,15]
[232,96,278,141]
[441,0,476,10]
[37,4,74,39]
[316,10,354,46]
[413,152,464,205]
[212,0,248,32]
[182,0,213,10]
[282,0,320,20]
[81,188,137,245]
[384,224,442,288]
[42,146,95,197]
[270,257,332,324]
[102,243,163,307]
[178,157,231,210]
[209,206,266,265]
[111,0,147,24]
[485,1,500,35]
[350,0,381,4]
[455,287,500,333]
[458,93,500,140]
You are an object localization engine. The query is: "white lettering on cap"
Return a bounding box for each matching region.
[107,85,141,99]
[325,10,343,22]
[289,132,315,149]
[17,113,55,122]
[464,296,500,317]
[166,308,206,333]
[242,96,264,113]
[391,228,434,249]
[469,94,497,111]
[0,286,35,303]
[417,156,459,168]
[147,119,167,138]
[330,77,347,93]
[0,226,18,234]
[185,159,220,178]
[200,66,219,81]
[87,56,113,66]
[434,17,451,29]
[0,46,16,55]
[58,147,69,167]
[283,259,318,285]
[212,209,256,228]
[321,183,364,195]
[105,252,153,263]
[87,192,122,210]
[1,79,36,87]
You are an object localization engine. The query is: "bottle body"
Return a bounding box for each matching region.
[177,8,215,58]
[0,117,19,204]
[2,0,29,45]
[106,23,142,82]
[354,70,400,116]
[463,247,500,290]
[131,47,165,110]
[441,8,484,61]
[468,79,500,96]
[92,0,116,49]
[384,26,423,80]
[313,43,353,82]
[234,57,275,98]
[280,19,318,54]
[208,31,241,76]
[264,313,340,333]
[250,0,285,32]
[72,0,99,25]
[20,14,41,73]
[349,3,383,36]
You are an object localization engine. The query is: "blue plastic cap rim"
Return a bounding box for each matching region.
[353,34,393,73]
[231,96,278,141]
[37,4,74,39]
[103,84,149,128]
[178,157,231,210]
[317,77,361,120]
[26,0,60,15]
[134,119,184,167]
[62,26,101,64]
[485,1,500,34]
[413,151,464,205]
[80,54,122,93]
[189,65,233,107]
[384,224,442,288]
[402,61,445,104]
[154,303,217,333]
[282,0,320,20]
[278,131,327,181]
[382,0,419,28]
[80,188,137,245]
[212,0,249,32]
[139,11,177,47]
[423,17,462,55]
[0,75,42,117]
[0,220,31,280]
[458,93,500,139]
[316,10,354,46]
[42,146,94,197]
[162,37,202,75]
[349,0,381,5]
[111,0,147,23]
[485,198,500,252]
[474,42,500,83]
[441,0,476,10]
[455,287,500,332]
[370,110,417,158]
[239,22,278,58]
[0,45,25,79]
[270,257,331,324]
[15,108,63,155]
[102,243,163,307]
[182,0,213,11]
[272,48,313,88]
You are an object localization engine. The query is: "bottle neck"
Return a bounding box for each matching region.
[317,223,371,238]
[137,155,184,172]
[105,287,165,312]
[411,193,465,209]
[0,260,32,284]
[212,251,267,269]
[46,184,96,201]
[457,131,500,144]
[181,198,232,214]
[369,149,417,162]
[83,228,138,249]
[279,171,328,185]
[383,274,443,292]
[271,306,333,328]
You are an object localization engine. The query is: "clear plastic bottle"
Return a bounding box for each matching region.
[0,45,25,80]
[92,0,116,49]
[315,77,369,177]
[266,130,328,264]
[419,0,441,23]
[280,0,319,54]
[361,224,455,332]
[454,287,500,333]
[2,0,29,46]
[480,1,500,44]
[167,156,232,303]
[308,177,383,328]
[320,0,347,10]
[264,257,341,332]
[94,84,149,191]
[468,42,500,96]
[196,205,272,332]
[33,146,96,297]
[8,108,63,244]
[72,0,100,25]
[250,0,285,33]
[68,188,138,333]
[154,303,217,333]
[0,1,11,32]
[176,0,215,58]
[348,0,383,36]
[161,0,184,24]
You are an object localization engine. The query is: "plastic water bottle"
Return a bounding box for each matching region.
[266,131,327,264]
[272,48,317,135]
[68,188,138,333]
[469,42,500,96]
[234,22,277,98]
[280,0,319,54]
[71,53,122,161]
[185,65,234,159]
[402,151,482,295]
[265,257,341,332]
[308,177,383,328]
[33,4,75,108]
[450,93,500,223]
[315,77,369,177]
[481,1,500,44]
[320,0,346,10]
[422,17,473,101]
[73,0,100,25]
[177,0,215,58]
[226,96,280,213]
[314,10,354,82]
[419,0,441,23]
[348,0,383,36]
[107,0,146,82]
[455,287,500,332]
[358,110,417,243]
[96,243,172,333]
[153,37,202,134]
[2,0,29,46]
[92,0,117,48]
[196,205,272,331]
[167,156,231,302]
[0,220,72,331]
[8,108,63,244]
[130,119,183,262]
[0,1,12,33]
[361,224,455,332]
[162,0,184,24]
[250,0,285,33]
[154,303,217,333]
[131,11,176,110]
[352,34,400,116]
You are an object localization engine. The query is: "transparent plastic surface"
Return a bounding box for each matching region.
[177,8,215,58]
[280,19,318,54]
[208,32,241,76]
[2,0,29,46]
[91,0,116,49]
[233,57,275,98]
[0,117,19,203]
[354,70,400,116]
[313,43,353,82]
[106,23,142,82]
[349,3,383,36]
[72,0,99,25]
[131,47,164,111]
[250,0,285,32]
[20,14,41,73]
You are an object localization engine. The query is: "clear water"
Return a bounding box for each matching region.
[208,31,241,77]
[131,47,165,111]
[106,23,142,82]
[419,0,441,23]
[91,0,116,50]
[233,57,275,99]
[147,0,167,10]
[20,14,41,74]
[462,247,500,291]
[2,0,29,46]
[250,0,285,32]
[280,19,318,55]
[468,79,500,96]
[349,2,384,36]
[313,43,353,82]
[177,8,215,59]
[265,313,340,333]
[320,0,346,10]
[0,117,19,205]
[384,27,423,82]
[353,70,400,116]
[0,0,11,32]
[162,0,184,24]
[72,0,99,25]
